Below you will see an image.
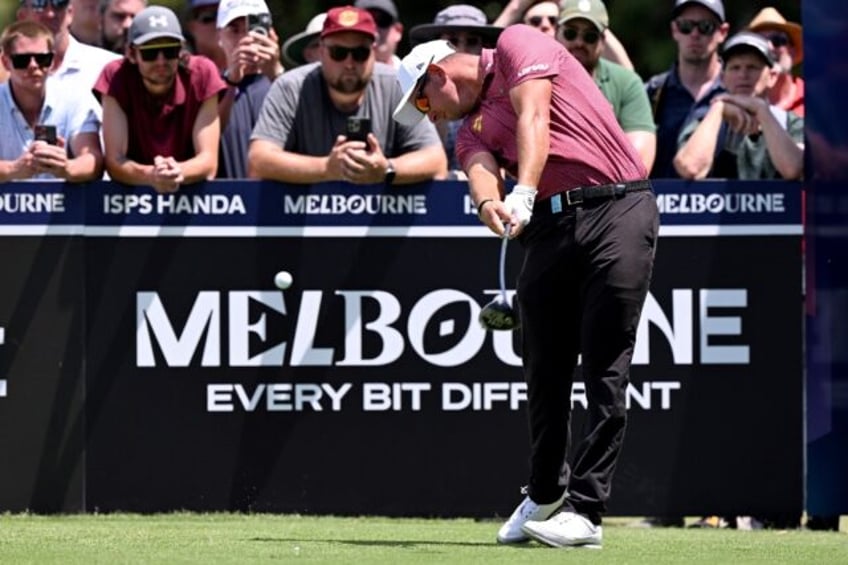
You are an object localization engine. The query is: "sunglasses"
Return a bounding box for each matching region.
[445,34,482,50]
[526,15,557,27]
[326,44,371,63]
[676,18,719,36]
[763,31,791,47]
[10,52,54,69]
[413,71,430,114]
[367,9,394,29]
[137,43,182,62]
[26,0,70,10]
[561,28,601,44]
[194,11,218,25]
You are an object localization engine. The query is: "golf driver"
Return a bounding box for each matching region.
[478,224,520,331]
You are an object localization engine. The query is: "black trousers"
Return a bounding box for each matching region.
[517,188,659,517]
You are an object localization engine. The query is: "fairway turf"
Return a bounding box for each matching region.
[0,514,845,564]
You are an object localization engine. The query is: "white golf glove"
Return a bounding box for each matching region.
[503,184,537,226]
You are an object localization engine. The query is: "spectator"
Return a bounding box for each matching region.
[495,0,634,70]
[281,12,326,68]
[248,6,446,185]
[645,0,729,178]
[0,21,103,182]
[673,31,803,180]
[557,0,656,171]
[185,0,226,70]
[93,5,226,192]
[17,0,122,91]
[100,0,147,54]
[216,0,276,178]
[747,7,804,117]
[354,0,402,68]
[69,0,100,45]
[409,4,502,175]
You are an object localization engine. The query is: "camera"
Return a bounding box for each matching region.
[247,13,271,35]
[346,117,371,143]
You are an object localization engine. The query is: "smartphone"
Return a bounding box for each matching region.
[346,117,371,143]
[34,124,57,145]
[247,13,271,36]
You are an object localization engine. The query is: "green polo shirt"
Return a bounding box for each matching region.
[594,58,656,134]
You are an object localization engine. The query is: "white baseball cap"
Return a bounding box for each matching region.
[216,0,270,29]
[392,40,456,127]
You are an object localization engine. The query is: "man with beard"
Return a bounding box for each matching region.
[93,5,226,192]
[645,0,729,178]
[249,5,446,185]
[100,0,147,54]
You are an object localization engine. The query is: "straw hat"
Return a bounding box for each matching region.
[747,7,803,64]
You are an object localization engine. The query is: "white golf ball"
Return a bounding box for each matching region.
[274,270,293,290]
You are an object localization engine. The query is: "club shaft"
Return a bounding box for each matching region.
[499,226,509,302]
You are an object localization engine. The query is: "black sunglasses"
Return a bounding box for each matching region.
[367,9,394,29]
[10,52,54,69]
[676,18,719,36]
[26,0,70,9]
[326,45,371,63]
[194,11,217,25]
[137,43,182,62]
[527,15,557,27]
[561,28,601,44]
[445,34,482,50]
[764,31,791,47]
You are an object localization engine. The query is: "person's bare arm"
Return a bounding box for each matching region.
[493,0,536,27]
[733,95,804,180]
[466,150,507,236]
[625,130,656,173]
[673,101,725,179]
[101,94,156,186]
[510,78,551,188]
[176,96,220,183]
[248,138,340,183]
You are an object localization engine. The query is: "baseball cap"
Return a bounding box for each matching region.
[129,6,185,46]
[409,5,503,45]
[722,31,776,66]
[282,12,327,67]
[321,6,377,41]
[392,40,456,127]
[672,0,725,23]
[216,0,270,29]
[558,0,609,32]
[353,0,398,22]
[191,0,219,8]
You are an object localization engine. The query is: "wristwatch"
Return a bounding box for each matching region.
[384,160,396,185]
[221,69,239,87]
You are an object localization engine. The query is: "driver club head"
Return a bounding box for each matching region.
[479,297,520,331]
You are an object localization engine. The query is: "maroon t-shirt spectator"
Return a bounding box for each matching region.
[455,25,645,200]
[93,54,226,164]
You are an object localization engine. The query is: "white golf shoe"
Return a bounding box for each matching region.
[496,491,567,544]
[521,510,603,548]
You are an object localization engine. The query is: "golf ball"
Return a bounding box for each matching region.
[274,271,293,290]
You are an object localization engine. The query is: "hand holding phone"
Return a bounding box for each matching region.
[346,117,371,143]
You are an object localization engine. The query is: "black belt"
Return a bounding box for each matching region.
[534,179,652,215]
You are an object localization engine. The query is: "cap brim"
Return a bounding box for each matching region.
[282,30,320,66]
[392,55,433,127]
[132,32,185,46]
[409,24,502,45]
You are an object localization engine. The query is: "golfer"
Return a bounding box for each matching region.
[393,25,658,549]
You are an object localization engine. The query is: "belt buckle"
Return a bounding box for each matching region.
[565,188,583,206]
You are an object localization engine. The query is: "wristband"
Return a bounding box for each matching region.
[476,198,495,217]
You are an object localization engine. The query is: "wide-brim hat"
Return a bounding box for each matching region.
[747,7,803,65]
[409,5,502,46]
[282,13,327,67]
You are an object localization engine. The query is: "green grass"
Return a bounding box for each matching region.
[0,514,845,564]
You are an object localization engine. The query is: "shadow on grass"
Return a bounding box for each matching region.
[249,537,534,549]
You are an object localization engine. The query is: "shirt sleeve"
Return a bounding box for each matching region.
[250,74,300,147]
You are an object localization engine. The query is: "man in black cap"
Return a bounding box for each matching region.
[354,0,402,68]
[645,0,729,178]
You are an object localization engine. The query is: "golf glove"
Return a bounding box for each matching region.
[503,184,537,226]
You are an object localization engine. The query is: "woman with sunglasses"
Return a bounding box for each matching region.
[0,20,103,182]
[93,5,226,193]
[249,6,446,186]
[393,22,657,549]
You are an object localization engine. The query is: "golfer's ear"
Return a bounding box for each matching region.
[428,63,446,82]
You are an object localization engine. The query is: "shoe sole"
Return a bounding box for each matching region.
[521,525,602,549]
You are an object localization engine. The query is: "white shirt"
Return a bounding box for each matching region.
[49,35,122,92]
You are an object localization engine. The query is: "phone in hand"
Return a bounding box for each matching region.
[34,124,57,145]
[346,117,371,143]
[247,13,271,35]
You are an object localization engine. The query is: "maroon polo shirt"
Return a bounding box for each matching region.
[94,54,226,164]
